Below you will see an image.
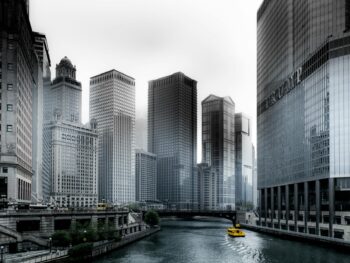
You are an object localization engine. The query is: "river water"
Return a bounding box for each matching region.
[95,218,350,263]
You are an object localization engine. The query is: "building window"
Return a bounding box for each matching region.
[7,63,14,71]
[6,125,13,132]
[346,0,350,31]
[7,84,13,91]
[7,104,13,111]
[2,167,8,173]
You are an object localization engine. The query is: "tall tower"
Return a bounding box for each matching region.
[234,113,254,209]
[50,57,81,123]
[32,32,51,202]
[258,0,350,240]
[148,72,197,210]
[0,0,38,205]
[90,70,136,204]
[202,95,235,210]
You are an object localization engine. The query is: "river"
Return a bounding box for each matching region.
[95,218,350,263]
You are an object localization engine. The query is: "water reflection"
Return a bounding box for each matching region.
[95,219,350,263]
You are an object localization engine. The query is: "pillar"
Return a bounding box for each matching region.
[278,186,281,228]
[286,185,289,229]
[264,188,268,225]
[329,178,334,238]
[259,190,262,225]
[304,181,308,233]
[271,187,274,224]
[316,180,320,235]
[294,183,298,230]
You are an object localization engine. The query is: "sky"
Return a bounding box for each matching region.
[30,0,263,158]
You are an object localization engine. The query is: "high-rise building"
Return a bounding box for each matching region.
[42,57,98,206]
[32,32,51,203]
[258,0,350,241]
[50,57,81,123]
[0,0,38,205]
[49,118,98,208]
[148,72,197,210]
[90,70,136,204]
[197,163,217,211]
[202,95,235,210]
[235,113,254,209]
[135,149,157,202]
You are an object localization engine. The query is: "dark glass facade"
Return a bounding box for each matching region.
[202,95,235,210]
[148,72,197,210]
[258,0,350,241]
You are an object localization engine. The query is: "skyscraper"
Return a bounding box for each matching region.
[258,0,350,240]
[42,57,98,206]
[235,113,254,209]
[32,32,51,203]
[148,72,197,210]
[135,149,157,202]
[0,0,38,205]
[90,70,136,204]
[202,95,235,210]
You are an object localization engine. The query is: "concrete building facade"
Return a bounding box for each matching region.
[258,0,350,241]
[135,149,157,202]
[90,70,136,204]
[0,0,38,205]
[32,32,51,203]
[202,95,235,210]
[148,72,197,210]
[197,163,217,211]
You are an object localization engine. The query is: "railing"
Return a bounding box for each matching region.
[5,250,68,263]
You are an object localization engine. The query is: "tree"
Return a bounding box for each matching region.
[52,230,71,247]
[144,210,160,226]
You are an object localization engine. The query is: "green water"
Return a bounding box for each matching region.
[95,218,350,263]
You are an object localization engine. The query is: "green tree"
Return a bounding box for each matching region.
[144,210,160,226]
[52,230,71,247]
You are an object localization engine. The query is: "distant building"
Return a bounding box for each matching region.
[197,163,217,211]
[235,113,254,209]
[32,32,51,203]
[253,155,258,209]
[135,149,157,202]
[42,57,98,207]
[90,70,136,204]
[202,95,235,210]
[0,0,38,205]
[148,72,197,210]
[49,119,98,208]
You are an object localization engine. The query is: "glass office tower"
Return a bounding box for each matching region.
[202,95,235,210]
[148,72,197,210]
[258,0,350,241]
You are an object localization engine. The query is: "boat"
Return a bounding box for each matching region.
[227,227,245,237]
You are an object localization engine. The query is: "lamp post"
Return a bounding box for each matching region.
[83,230,87,242]
[1,245,4,263]
[49,237,52,253]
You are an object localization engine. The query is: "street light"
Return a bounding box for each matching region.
[1,245,4,263]
[49,237,52,253]
[83,230,87,242]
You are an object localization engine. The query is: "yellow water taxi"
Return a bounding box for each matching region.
[227,227,245,237]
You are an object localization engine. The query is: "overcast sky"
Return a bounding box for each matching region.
[30,0,263,157]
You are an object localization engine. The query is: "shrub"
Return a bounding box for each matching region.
[144,210,160,226]
[68,242,93,258]
[52,230,71,247]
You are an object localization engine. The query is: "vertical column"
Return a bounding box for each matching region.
[294,183,298,230]
[258,190,262,225]
[316,180,320,235]
[264,188,268,226]
[286,185,289,230]
[304,181,308,233]
[278,186,281,228]
[329,178,334,238]
[271,188,274,226]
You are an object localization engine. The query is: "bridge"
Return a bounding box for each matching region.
[151,210,237,225]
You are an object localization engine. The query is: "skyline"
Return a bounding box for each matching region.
[30,0,263,158]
